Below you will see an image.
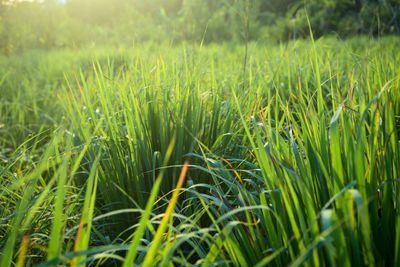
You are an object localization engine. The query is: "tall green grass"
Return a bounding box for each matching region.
[0,37,399,266]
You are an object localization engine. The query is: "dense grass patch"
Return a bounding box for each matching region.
[1,37,399,266]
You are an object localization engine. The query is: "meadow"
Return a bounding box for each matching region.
[0,36,400,266]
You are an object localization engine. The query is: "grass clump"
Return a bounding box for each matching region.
[0,36,399,266]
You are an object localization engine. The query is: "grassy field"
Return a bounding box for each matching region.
[0,36,399,266]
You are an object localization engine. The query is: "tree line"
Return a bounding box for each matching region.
[0,0,399,53]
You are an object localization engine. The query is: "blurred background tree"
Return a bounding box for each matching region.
[0,0,399,53]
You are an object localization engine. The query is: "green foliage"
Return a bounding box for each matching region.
[0,0,399,53]
[265,0,400,41]
[0,37,399,265]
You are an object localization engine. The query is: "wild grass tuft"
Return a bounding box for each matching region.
[0,37,399,266]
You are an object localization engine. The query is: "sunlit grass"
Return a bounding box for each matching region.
[0,36,399,266]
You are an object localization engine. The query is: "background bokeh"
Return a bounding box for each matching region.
[0,0,399,53]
